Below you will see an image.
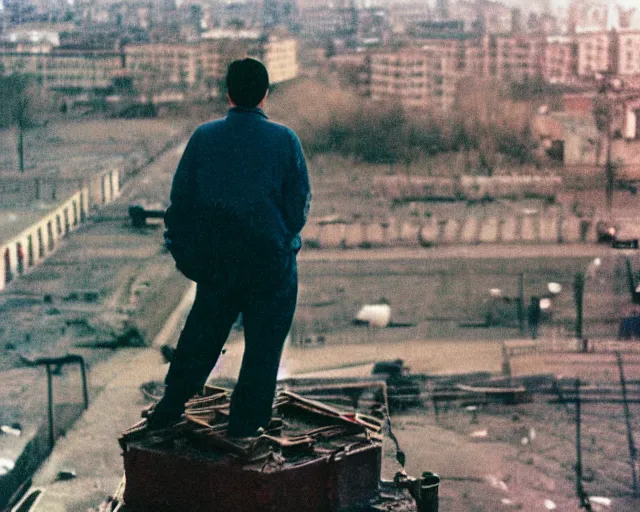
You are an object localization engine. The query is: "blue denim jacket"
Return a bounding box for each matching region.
[164,107,311,282]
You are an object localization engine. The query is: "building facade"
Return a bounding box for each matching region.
[575,30,614,76]
[544,36,578,84]
[125,35,298,93]
[616,30,640,77]
[0,44,123,91]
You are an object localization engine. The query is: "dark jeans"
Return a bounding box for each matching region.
[162,254,298,437]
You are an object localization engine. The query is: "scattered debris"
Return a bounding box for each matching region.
[56,469,77,481]
[501,498,521,508]
[544,498,556,510]
[0,457,15,476]
[589,496,612,509]
[470,430,488,438]
[465,405,479,423]
[355,304,391,328]
[1,424,21,437]
[372,360,423,411]
[486,475,508,492]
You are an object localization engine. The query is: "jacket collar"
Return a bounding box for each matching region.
[228,106,268,119]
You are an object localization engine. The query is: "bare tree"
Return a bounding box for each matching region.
[0,75,40,173]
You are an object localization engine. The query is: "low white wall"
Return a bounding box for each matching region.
[0,188,89,291]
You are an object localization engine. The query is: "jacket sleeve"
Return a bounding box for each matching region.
[164,128,200,237]
[282,132,311,239]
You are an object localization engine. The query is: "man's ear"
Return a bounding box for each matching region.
[258,90,269,108]
[227,93,235,106]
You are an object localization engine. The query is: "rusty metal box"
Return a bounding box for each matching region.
[122,440,381,511]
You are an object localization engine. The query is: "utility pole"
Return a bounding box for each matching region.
[574,272,585,348]
[575,379,593,511]
[605,98,614,213]
[518,273,525,336]
[616,352,639,497]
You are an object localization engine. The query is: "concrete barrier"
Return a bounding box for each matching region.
[419,219,439,247]
[539,213,560,243]
[363,222,386,247]
[343,223,363,249]
[561,215,582,243]
[383,217,400,244]
[460,217,479,244]
[399,222,420,245]
[441,219,460,244]
[301,223,321,248]
[479,217,499,243]
[319,224,345,249]
[500,216,518,243]
[520,215,538,242]
[584,219,598,243]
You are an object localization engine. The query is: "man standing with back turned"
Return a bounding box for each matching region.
[148,58,311,438]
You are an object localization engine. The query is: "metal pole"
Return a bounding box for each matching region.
[616,352,639,497]
[575,379,592,510]
[46,364,55,451]
[574,273,585,345]
[518,273,525,335]
[605,98,614,213]
[79,360,89,410]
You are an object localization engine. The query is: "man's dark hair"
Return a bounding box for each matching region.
[226,58,270,108]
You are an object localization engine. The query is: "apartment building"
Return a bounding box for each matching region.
[0,44,123,91]
[370,50,431,109]
[616,30,640,77]
[257,36,297,84]
[298,8,357,36]
[485,34,544,83]
[544,36,578,84]
[125,42,208,91]
[370,47,464,111]
[575,30,614,76]
[125,35,298,93]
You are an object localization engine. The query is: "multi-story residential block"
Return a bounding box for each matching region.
[125,42,208,91]
[0,43,124,91]
[616,30,640,77]
[125,34,298,93]
[447,0,513,34]
[484,34,544,83]
[298,8,357,36]
[257,36,297,84]
[544,36,578,84]
[388,3,432,34]
[479,0,514,35]
[370,47,465,111]
[370,49,432,109]
[575,30,614,77]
